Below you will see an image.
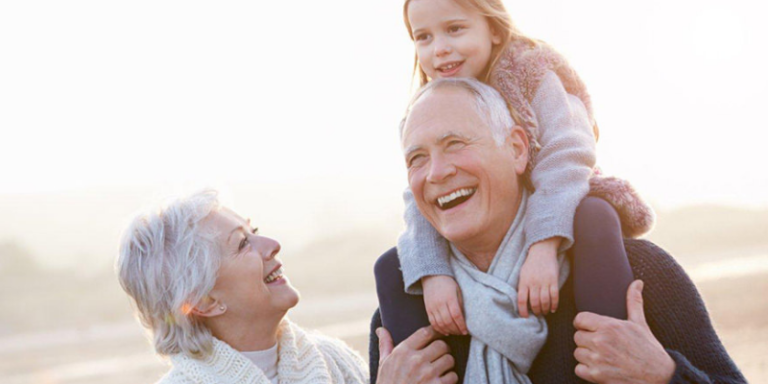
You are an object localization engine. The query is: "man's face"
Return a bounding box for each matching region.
[402,87,528,249]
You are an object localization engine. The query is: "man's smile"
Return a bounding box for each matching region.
[435,187,477,210]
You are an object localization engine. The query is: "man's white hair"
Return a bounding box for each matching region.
[116,189,222,358]
[400,78,514,146]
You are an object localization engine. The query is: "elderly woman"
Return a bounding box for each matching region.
[117,190,369,383]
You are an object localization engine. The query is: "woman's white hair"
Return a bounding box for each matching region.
[116,189,222,358]
[399,77,515,146]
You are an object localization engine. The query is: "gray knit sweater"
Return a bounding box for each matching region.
[398,71,596,293]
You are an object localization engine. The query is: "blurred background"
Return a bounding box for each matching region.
[1,0,766,382]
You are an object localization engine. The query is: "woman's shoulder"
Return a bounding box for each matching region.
[156,367,194,384]
[285,320,367,371]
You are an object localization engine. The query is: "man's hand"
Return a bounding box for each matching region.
[423,275,468,335]
[573,280,676,384]
[377,326,458,384]
[518,238,561,317]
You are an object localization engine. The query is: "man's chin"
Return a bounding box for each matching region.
[436,224,477,245]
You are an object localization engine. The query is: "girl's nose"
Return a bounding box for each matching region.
[433,37,453,57]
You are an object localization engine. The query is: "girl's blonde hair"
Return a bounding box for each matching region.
[403,0,537,87]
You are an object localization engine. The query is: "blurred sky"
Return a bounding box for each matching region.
[1,0,767,267]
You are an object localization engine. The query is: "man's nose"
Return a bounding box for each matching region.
[427,155,456,183]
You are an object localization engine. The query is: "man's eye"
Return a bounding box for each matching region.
[408,154,426,168]
[239,236,249,251]
[447,140,466,148]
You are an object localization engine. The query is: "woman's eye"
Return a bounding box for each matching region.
[238,236,249,251]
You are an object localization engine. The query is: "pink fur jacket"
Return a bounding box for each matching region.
[490,39,655,238]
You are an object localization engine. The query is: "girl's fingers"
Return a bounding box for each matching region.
[540,286,551,314]
[441,307,459,335]
[448,302,467,335]
[517,285,529,318]
[550,285,559,313]
[529,286,541,315]
[431,311,445,335]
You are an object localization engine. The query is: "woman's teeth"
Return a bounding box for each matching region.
[264,268,283,283]
[437,188,476,208]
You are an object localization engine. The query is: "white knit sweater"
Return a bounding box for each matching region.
[158,320,368,384]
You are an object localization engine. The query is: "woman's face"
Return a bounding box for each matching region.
[203,208,299,321]
[408,0,501,80]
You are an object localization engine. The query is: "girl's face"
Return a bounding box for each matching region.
[408,0,502,81]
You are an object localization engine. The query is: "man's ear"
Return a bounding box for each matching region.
[506,126,529,175]
[190,296,227,318]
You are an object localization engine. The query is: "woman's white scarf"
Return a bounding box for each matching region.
[168,319,367,384]
[450,192,570,384]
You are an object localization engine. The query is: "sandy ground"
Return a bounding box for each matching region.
[1,267,765,384]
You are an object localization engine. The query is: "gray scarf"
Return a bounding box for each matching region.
[450,192,570,384]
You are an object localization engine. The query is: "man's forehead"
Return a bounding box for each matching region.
[402,88,482,141]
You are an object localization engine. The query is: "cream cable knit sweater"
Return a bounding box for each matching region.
[159,320,368,384]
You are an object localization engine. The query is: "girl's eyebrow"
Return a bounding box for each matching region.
[443,18,469,24]
[412,18,469,35]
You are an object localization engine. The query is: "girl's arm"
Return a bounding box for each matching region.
[397,190,468,336]
[397,188,453,294]
[525,71,596,252]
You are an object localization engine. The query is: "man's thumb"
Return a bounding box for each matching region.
[377,327,394,363]
[626,280,647,325]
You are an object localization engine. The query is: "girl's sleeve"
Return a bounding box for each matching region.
[526,71,597,251]
[397,187,452,294]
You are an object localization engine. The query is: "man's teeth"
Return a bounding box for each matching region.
[264,268,283,283]
[437,188,476,208]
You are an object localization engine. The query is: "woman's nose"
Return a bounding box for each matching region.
[258,236,281,260]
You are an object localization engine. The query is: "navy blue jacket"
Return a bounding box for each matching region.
[369,239,746,384]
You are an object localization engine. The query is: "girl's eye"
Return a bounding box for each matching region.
[448,25,465,33]
[414,33,431,42]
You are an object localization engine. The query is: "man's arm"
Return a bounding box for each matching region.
[573,240,746,384]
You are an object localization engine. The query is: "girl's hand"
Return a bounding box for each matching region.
[422,275,468,336]
[518,238,562,318]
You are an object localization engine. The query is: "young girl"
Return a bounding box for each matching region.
[374,0,654,381]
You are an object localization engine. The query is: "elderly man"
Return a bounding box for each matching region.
[370,78,745,384]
